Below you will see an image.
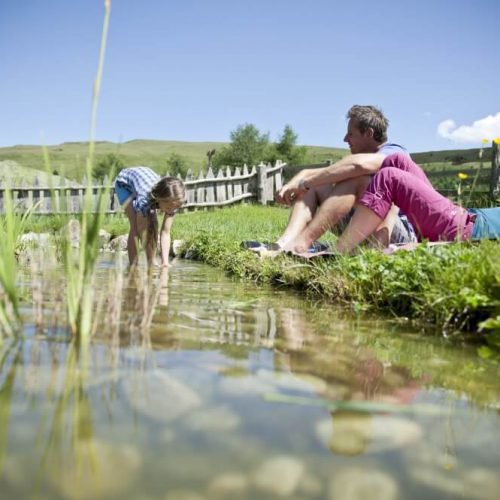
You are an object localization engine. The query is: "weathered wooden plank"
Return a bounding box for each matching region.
[233,167,242,198]
[205,166,215,204]
[216,169,226,203]
[225,167,233,200]
[196,169,205,204]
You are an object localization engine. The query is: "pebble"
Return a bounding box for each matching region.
[328,467,399,500]
[316,413,422,455]
[183,406,240,432]
[207,473,248,497]
[50,440,142,499]
[253,455,305,497]
[122,370,202,423]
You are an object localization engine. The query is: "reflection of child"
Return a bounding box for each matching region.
[114,167,185,267]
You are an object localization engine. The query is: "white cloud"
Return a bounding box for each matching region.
[437,112,500,143]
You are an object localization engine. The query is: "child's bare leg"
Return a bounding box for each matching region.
[125,204,140,265]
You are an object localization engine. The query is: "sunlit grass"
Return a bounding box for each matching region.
[0,190,37,337]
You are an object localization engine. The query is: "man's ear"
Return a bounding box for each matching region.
[365,127,375,139]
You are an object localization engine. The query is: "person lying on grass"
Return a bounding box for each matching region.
[114,167,185,267]
[332,153,500,254]
[273,105,417,253]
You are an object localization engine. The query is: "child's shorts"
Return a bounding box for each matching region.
[114,181,134,206]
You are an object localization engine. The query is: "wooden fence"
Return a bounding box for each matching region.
[1,141,499,215]
[0,161,285,215]
[422,140,499,200]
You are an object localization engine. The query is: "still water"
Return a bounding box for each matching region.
[1,258,499,499]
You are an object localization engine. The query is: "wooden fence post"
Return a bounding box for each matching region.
[257,163,267,205]
[490,140,500,201]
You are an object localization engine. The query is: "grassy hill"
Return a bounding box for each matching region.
[0,139,347,181]
[0,139,493,184]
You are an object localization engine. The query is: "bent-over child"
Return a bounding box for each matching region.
[114,166,185,267]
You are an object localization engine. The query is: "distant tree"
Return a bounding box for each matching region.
[166,152,188,178]
[213,124,270,168]
[274,124,307,165]
[94,153,124,181]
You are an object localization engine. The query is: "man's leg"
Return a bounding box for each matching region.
[275,185,333,249]
[289,176,372,252]
[335,204,384,253]
[370,204,400,248]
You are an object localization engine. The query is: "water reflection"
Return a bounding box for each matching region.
[0,258,499,499]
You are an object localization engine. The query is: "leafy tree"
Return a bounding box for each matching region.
[275,124,307,165]
[264,125,308,166]
[166,152,188,178]
[213,124,270,168]
[93,153,124,181]
[213,123,308,168]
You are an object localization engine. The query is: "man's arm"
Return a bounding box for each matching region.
[276,153,386,205]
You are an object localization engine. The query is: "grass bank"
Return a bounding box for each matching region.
[19,205,500,345]
[170,205,500,344]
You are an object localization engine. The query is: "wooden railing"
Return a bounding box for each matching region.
[0,161,285,215]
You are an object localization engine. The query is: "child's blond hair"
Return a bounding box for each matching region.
[146,177,186,259]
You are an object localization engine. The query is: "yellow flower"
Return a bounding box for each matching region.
[458,172,468,180]
[494,138,500,144]
[481,138,489,144]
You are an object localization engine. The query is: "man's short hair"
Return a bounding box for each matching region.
[347,105,388,143]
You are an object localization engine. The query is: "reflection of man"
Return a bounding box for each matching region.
[274,105,415,253]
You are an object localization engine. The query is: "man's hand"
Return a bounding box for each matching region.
[275,178,308,205]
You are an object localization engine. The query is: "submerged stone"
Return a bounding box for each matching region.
[123,370,202,423]
[316,413,422,455]
[253,455,305,497]
[183,406,240,432]
[328,467,399,500]
[411,466,500,499]
[207,473,249,497]
[49,440,142,499]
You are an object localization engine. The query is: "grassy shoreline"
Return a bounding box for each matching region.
[18,205,500,344]
[170,206,499,343]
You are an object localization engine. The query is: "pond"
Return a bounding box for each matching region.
[1,257,499,499]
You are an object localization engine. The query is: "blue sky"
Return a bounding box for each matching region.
[1,0,499,152]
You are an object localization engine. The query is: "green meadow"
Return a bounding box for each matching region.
[0,140,346,181]
[1,139,493,184]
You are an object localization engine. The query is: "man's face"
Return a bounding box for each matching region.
[343,119,375,154]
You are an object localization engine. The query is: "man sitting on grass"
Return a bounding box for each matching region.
[272,105,415,254]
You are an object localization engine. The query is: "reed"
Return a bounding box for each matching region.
[61,0,112,340]
[0,190,37,337]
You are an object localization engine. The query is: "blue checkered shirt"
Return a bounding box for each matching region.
[115,167,160,216]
